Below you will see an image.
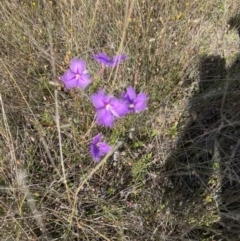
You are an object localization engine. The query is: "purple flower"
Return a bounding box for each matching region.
[90,134,111,162]
[122,86,148,113]
[112,54,128,66]
[60,58,92,89]
[93,52,128,67]
[90,89,129,127]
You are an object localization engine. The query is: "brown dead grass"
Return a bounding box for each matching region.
[0,0,240,240]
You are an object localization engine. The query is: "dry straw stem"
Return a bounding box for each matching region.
[0,94,48,239]
[0,59,60,177]
[109,0,136,87]
[16,169,49,239]
[0,93,17,175]
[77,221,111,241]
[42,0,73,205]
[86,0,100,48]
[69,141,123,226]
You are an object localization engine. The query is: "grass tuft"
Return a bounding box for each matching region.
[1,0,240,240]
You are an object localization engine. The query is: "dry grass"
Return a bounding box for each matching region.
[0,0,240,240]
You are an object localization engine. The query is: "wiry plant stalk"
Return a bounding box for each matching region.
[0,59,60,176]
[0,94,49,239]
[42,0,73,204]
[69,141,123,226]
[112,0,135,86]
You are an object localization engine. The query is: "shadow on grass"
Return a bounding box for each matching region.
[160,14,240,240]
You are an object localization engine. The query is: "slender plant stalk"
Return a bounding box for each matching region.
[43,0,73,203]
[0,59,60,176]
[87,0,100,49]
[111,0,136,86]
[0,94,49,239]
[69,141,123,226]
